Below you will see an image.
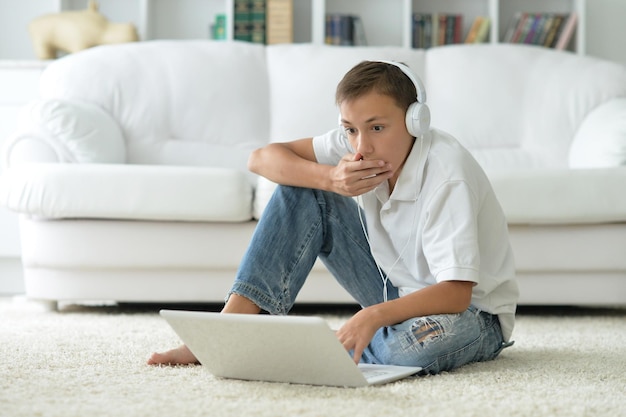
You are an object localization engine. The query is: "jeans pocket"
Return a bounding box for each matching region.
[480,314,513,361]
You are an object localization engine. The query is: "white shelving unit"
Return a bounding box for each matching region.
[0,0,586,60]
[312,0,585,53]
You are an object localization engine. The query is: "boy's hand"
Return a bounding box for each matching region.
[329,152,392,196]
[335,306,381,364]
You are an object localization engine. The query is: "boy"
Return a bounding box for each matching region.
[149,60,518,374]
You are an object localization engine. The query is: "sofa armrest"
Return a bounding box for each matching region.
[569,98,626,168]
[2,99,126,169]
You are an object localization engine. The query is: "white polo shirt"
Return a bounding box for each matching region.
[312,128,518,341]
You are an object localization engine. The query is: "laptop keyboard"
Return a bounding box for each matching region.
[361,369,390,378]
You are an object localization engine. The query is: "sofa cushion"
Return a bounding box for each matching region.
[569,98,626,168]
[424,44,626,173]
[0,163,253,222]
[490,167,626,224]
[38,40,269,182]
[4,99,125,166]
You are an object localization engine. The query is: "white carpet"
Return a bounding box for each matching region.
[1,298,625,417]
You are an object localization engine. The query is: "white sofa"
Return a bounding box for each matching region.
[2,40,626,309]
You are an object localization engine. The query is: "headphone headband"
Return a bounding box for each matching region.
[377,60,427,104]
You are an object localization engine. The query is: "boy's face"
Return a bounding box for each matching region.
[339,91,415,187]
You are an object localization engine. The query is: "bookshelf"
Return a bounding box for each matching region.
[312,0,585,53]
[0,0,586,60]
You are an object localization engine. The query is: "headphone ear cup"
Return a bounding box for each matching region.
[405,102,431,137]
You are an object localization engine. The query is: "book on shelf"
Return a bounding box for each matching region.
[437,14,446,45]
[234,0,252,42]
[464,16,482,43]
[412,13,463,49]
[554,13,578,50]
[464,16,490,44]
[475,17,490,43]
[266,0,293,44]
[502,12,578,50]
[502,12,521,43]
[522,13,543,44]
[227,0,293,44]
[543,14,565,47]
[535,14,556,46]
[250,0,266,44]
[325,14,366,46]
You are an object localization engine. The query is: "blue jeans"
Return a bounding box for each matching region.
[228,185,512,374]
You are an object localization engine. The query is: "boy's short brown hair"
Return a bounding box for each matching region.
[335,61,417,111]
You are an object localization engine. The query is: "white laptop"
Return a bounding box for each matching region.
[160,310,422,387]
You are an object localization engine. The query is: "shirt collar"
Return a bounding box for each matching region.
[376,131,432,202]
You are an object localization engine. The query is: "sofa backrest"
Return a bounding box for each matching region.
[266,43,626,174]
[38,41,626,176]
[425,44,626,172]
[265,44,426,141]
[39,40,270,174]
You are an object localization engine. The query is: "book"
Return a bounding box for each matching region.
[445,14,455,44]
[464,16,484,43]
[325,14,343,45]
[413,13,434,48]
[325,14,364,46]
[413,13,425,48]
[465,16,490,43]
[437,14,447,45]
[523,14,543,44]
[233,0,251,42]
[516,13,535,43]
[535,14,556,46]
[543,14,565,48]
[250,0,266,44]
[430,13,439,47]
[509,13,528,43]
[413,13,463,48]
[453,14,462,44]
[421,14,432,48]
[474,17,490,43]
[340,15,354,46]
[502,12,522,43]
[555,12,578,50]
[528,14,547,45]
[352,16,367,46]
[266,0,293,44]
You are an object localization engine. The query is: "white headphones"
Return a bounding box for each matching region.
[378,60,431,138]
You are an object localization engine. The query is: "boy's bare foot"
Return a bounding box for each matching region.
[148,295,261,366]
[147,344,199,365]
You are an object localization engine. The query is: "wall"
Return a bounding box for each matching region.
[586,0,626,66]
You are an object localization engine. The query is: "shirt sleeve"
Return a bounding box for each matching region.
[421,180,481,284]
[312,128,354,165]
